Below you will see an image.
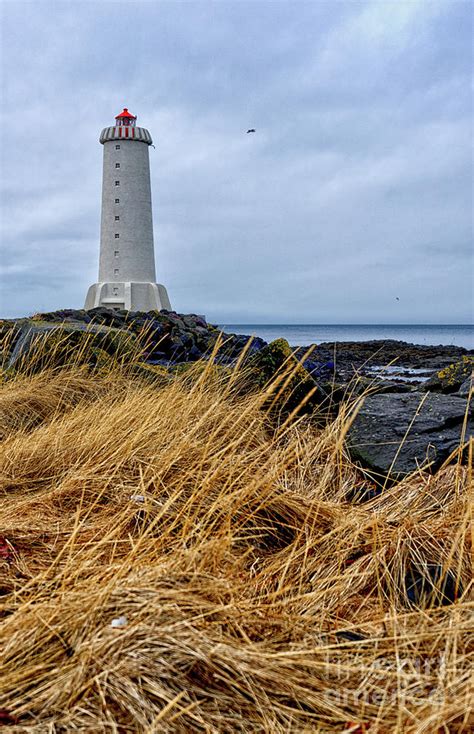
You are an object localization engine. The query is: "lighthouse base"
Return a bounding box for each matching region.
[85,282,171,313]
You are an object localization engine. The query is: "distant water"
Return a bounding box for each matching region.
[218,324,474,350]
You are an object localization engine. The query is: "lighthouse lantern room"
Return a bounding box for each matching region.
[84,108,171,312]
[115,108,136,126]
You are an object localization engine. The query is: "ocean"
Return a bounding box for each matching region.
[218,324,474,350]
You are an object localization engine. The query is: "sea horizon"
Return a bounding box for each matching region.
[218,323,474,350]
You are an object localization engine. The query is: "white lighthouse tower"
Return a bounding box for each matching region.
[85,107,171,312]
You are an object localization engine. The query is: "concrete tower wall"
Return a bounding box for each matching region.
[99,139,156,283]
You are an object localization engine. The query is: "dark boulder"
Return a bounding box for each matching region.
[167,330,196,361]
[6,323,138,372]
[205,332,267,362]
[182,313,208,330]
[422,356,474,394]
[404,564,461,608]
[187,343,204,362]
[351,376,414,396]
[458,376,473,399]
[300,357,336,380]
[87,307,127,327]
[247,338,324,415]
[335,630,366,642]
[161,311,186,329]
[347,392,473,481]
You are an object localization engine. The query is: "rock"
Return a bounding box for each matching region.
[168,332,191,361]
[230,334,266,356]
[404,564,461,608]
[6,322,138,372]
[162,311,186,329]
[187,344,203,361]
[458,376,473,398]
[247,336,267,354]
[249,338,292,383]
[422,356,474,394]
[199,331,267,363]
[182,314,207,329]
[309,360,335,378]
[31,308,93,324]
[370,380,413,394]
[347,392,473,481]
[247,338,323,415]
[87,306,127,327]
[335,630,366,642]
[4,311,471,420]
[352,376,414,396]
[295,340,472,384]
[7,326,45,368]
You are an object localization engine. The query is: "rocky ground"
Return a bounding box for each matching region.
[1,307,472,487]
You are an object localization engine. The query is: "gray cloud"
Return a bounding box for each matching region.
[1,0,472,323]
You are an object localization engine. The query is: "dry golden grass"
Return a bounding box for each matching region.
[0,346,472,732]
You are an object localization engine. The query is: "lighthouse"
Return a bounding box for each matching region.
[85,108,171,312]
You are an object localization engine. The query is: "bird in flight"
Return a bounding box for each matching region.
[246,128,256,133]
[396,297,400,301]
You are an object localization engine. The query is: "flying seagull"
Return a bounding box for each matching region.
[246,128,256,133]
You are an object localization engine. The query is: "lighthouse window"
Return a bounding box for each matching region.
[115,180,120,186]
[115,233,120,238]
[115,144,120,150]
[115,198,120,203]
[114,251,119,257]
[115,215,120,221]
[115,163,120,168]
[114,269,119,276]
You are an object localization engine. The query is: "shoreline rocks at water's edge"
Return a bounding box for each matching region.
[1,307,472,484]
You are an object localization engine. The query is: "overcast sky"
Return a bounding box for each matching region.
[0,0,472,323]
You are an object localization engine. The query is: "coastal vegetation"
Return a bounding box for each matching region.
[0,322,472,732]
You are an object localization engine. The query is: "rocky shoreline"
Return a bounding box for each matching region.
[1,307,472,486]
[2,306,471,374]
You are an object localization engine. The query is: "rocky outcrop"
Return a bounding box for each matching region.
[422,356,474,394]
[3,311,470,381]
[0,309,265,372]
[347,392,472,482]
[296,339,471,383]
[4,321,137,373]
[246,338,324,415]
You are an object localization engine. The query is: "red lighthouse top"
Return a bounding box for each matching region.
[115,108,137,127]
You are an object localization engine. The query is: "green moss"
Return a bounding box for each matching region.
[248,339,321,416]
[250,338,292,385]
